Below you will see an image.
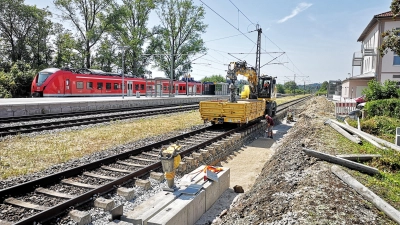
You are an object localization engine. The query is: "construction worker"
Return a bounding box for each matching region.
[265,114,274,139]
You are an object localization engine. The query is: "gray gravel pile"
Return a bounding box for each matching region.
[0,123,208,190]
[214,96,393,225]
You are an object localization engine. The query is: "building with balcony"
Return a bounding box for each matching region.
[342,11,400,99]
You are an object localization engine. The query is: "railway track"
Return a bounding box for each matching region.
[0,103,197,124]
[0,104,199,137]
[0,95,310,225]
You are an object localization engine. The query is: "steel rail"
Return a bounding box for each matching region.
[0,102,198,123]
[0,105,199,137]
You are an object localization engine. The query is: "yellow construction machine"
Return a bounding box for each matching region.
[199,25,278,125]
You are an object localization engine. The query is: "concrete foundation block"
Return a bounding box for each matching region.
[108,220,132,225]
[150,172,164,182]
[205,147,216,156]
[184,157,195,166]
[111,204,123,220]
[135,179,151,190]
[121,191,177,224]
[69,210,92,225]
[146,190,206,225]
[94,198,115,211]
[117,187,135,201]
[200,167,230,211]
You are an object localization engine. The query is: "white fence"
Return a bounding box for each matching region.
[335,101,357,116]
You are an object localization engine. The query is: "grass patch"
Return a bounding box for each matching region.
[347,116,400,143]
[320,124,400,210]
[0,111,203,179]
[275,94,310,105]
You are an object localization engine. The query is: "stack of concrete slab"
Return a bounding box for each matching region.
[121,165,230,225]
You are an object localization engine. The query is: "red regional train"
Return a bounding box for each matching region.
[31,68,203,97]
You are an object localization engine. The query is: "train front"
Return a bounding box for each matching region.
[31,68,60,97]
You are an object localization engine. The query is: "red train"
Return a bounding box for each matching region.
[31,68,203,97]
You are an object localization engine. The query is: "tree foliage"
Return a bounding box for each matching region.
[276,84,285,94]
[54,0,115,68]
[379,0,400,57]
[320,81,328,91]
[201,75,225,83]
[111,0,158,75]
[362,79,399,100]
[153,0,207,80]
[283,81,297,90]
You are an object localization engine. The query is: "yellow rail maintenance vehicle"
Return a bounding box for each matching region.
[199,60,277,125]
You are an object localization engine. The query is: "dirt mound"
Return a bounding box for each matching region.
[214,96,391,225]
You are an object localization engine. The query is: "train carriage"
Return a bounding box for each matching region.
[31,68,203,97]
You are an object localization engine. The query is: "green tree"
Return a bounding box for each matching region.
[379,0,400,57]
[320,81,328,91]
[0,0,52,65]
[54,0,115,68]
[93,37,116,72]
[53,24,80,68]
[201,75,225,83]
[284,81,297,90]
[153,0,207,80]
[111,0,159,75]
[276,84,285,94]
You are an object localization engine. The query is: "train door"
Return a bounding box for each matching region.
[127,81,133,96]
[188,85,193,95]
[193,85,197,95]
[65,79,72,96]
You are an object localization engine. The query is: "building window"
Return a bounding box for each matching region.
[106,83,111,90]
[114,83,119,89]
[76,81,84,89]
[87,82,93,89]
[393,75,400,78]
[394,55,400,65]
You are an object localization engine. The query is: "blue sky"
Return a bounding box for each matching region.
[25,0,393,84]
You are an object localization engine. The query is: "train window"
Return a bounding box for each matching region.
[114,83,119,89]
[140,84,144,90]
[97,82,103,90]
[135,84,139,90]
[76,81,84,89]
[106,83,111,90]
[87,82,93,89]
[163,86,167,90]
[183,86,186,90]
[180,86,183,90]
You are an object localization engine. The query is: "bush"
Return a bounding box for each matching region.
[347,116,400,141]
[363,79,399,100]
[365,99,400,119]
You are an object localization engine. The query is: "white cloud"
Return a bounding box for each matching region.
[277,3,313,23]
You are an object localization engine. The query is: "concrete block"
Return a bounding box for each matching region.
[111,204,123,220]
[200,149,210,158]
[69,210,92,225]
[191,152,203,162]
[177,162,187,172]
[198,167,230,211]
[150,172,164,182]
[117,187,135,201]
[205,147,216,156]
[108,220,132,225]
[94,198,115,211]
[121,191,177,224]
[135,179,151,190]
[146,190,206,225]
[184,157,195,166]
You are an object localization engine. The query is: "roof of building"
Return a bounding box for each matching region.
[357,11,396,42]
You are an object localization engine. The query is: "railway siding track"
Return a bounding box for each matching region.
[0,96,309,225]
[0,104,198,137]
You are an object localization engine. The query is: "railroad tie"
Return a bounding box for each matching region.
[4,197,49,211]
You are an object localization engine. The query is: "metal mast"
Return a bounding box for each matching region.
[255,24,262,96]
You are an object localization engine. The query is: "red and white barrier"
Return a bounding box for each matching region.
[335,101,357,116]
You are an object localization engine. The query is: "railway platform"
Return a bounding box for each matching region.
[0,95,228,118]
